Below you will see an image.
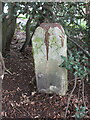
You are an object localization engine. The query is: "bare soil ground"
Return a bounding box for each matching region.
[2,29,90,119]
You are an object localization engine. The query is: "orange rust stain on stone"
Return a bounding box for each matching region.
[40,23,64,34]
[40,23,65,61]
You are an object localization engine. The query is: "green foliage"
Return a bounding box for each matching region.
[60,50,89,78]
[73,105,86,119]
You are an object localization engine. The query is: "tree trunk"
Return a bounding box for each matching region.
[20,17,31,52]
[2,17,8,54]
[28,21,41,46]
[0,2,2,52]
[5,3,16,51]
[5,17,16,51]
[2,3,16,54]
[28,16,44,46]
[20,15,44,52]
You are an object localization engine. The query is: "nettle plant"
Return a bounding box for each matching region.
[60,50,89,78]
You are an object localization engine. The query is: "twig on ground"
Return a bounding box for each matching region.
[21,106,31,116]
[65,75,77,118]
[5,67,13,75]
[10,102,23,113]
[78,80,81,107]
[71,77,81,81]
[82,78,86,107]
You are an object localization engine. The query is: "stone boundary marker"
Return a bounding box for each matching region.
[32,23,67,95]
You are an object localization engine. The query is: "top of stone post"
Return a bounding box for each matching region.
[40,23,65,34]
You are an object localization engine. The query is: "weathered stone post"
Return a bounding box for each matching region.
[32,23,67,95]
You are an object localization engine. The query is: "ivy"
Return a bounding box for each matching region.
[73,105,86,119]
[60,50,89,79]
